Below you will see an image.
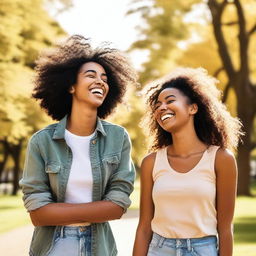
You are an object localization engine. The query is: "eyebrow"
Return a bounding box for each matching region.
[83,70,107,77]
[164,94,176,100]
[155,94,176,104]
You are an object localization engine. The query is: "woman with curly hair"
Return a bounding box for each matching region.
[19,35,137,256]
[133,67,242,256]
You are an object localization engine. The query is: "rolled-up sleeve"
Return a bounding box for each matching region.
[19,135,54,212]
[103,130,135,212]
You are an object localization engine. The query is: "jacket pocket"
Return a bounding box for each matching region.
[102,155,120,189]
[102,155,119,172]
[45,163,61,197]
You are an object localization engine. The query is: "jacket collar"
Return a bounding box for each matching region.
[52,115,106,139]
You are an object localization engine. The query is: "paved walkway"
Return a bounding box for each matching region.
[0,209,139,256]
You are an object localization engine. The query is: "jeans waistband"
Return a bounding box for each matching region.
[56,225,91,238]
[152,233,217,249]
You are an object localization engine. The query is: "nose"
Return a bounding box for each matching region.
[95,76,104,85]
[158,103,167,111]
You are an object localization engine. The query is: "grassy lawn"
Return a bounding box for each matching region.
[233,180,256,256]
[0,180,255,256]
[0,192,30,234]
[234,196,256,256]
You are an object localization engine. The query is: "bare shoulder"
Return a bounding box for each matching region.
[216,148,236,163]
[139,152,157,193]
[140,152,157,177]
[215,147,237,175]
[141,152,156,169]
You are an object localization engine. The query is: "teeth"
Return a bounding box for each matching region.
[161,113,174,121]
[91,88,103,95]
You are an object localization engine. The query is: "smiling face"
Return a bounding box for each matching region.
[153,87,198,133]
[70,61,109,109]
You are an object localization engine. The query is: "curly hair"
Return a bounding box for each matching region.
[144,67,243,151]
[32,35,138,120]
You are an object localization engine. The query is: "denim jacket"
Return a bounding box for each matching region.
[19,116,135,256]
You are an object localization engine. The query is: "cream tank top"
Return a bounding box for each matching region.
[151,145,219,238]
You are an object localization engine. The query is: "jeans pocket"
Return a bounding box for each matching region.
[46,230,61,256]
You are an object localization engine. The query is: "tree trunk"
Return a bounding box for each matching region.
[237,142,252,195]
[0,139,10,179]
[9,140,23,195]
[236,94,254,196]
[207,0,256,196]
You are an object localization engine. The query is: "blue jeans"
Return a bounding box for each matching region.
[147,233,218,256]
[47,226,91,256]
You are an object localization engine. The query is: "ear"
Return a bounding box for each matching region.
[189,103,198,115]
[69,86,75,94]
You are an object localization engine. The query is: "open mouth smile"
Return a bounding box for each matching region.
[161,113,175,121]
[90,87,104,96]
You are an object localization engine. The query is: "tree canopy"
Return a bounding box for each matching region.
[0,0,66,194]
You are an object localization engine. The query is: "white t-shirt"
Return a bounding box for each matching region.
[64,129,95,204]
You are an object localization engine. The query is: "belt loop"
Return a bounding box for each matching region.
[60,226,65,238]
[187,239,191,251]
[176,239,181,248]
[158,236,165,248]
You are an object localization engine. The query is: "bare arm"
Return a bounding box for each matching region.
[133,153,155,256]
[215,148,237,256]
[30,201,123,226]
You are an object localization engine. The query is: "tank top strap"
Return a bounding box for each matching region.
[152,147,168,180]
[205,145,220,171]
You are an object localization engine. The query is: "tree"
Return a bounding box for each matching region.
[128,0,201,84]
[0,0,66,194]
[207,0,256,195]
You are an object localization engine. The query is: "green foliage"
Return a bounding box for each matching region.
[107,88,148,170]
[0,63,33,143]
[128,0,256,93]
[128,0,201,83]
[0,0,65,144]
[0,0,25,62]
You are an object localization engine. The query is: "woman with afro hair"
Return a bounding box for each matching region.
[133,67,243,256]
[20,35,137,256]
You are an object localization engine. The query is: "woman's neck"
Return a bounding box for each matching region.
[67,107,97,136]
[170,128,207,157]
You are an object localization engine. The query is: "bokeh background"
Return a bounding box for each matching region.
[0,0,255,255]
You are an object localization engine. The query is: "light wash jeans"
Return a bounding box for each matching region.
[147,233,218,256]
[47,226,91,256]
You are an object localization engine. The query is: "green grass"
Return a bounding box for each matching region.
[0,192,30,234]
[234,195,256,256]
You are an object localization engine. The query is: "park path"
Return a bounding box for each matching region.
[0,209,139,256]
